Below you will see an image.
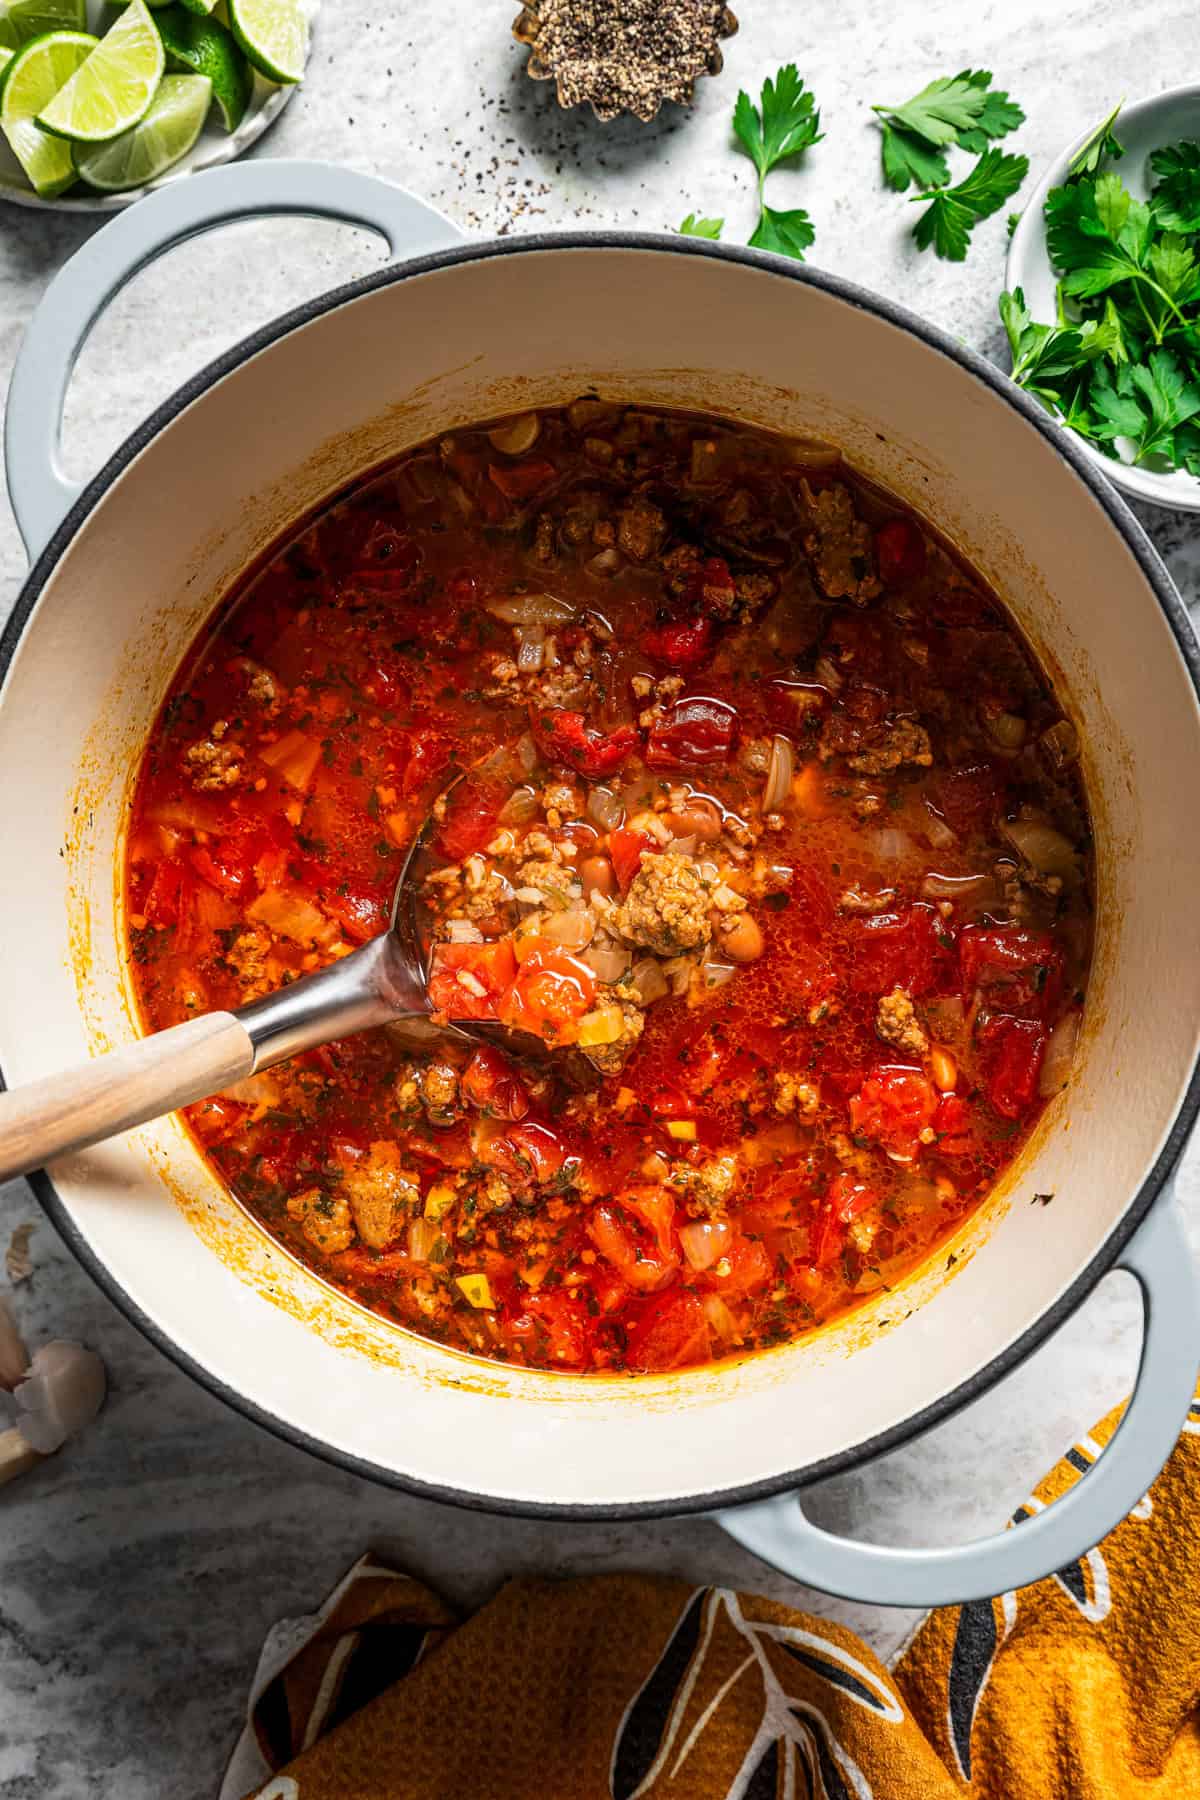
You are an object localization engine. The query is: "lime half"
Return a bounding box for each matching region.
[156,5,249,131]
[228,0,307,84]
[1,28,94,194]
[74,69,209,190]
[37,0,165,143]
[0,0,86,48]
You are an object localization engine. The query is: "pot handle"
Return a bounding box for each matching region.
[4,159,463,560]
[714,1187,1200,1606]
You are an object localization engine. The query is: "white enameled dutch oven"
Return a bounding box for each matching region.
[3,162,1200,1607]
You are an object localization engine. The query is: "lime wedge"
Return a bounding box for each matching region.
[0,43,11,74]
[0,28,94,194]
[178,0,218,12]
[228,0,307,84]
[156,5,249,131]
[0,0,86,48]
[37,0,165,143]
[74,69,209,190]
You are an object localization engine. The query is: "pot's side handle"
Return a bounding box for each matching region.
[5,159,463,561]
[714,1188,1200,1607]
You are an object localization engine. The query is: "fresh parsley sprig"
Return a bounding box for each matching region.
[679,213,724,239]
[872,69,1024,193]
[1002,108,1200,475]
[913,147,1029,261]
[733,63,822,258]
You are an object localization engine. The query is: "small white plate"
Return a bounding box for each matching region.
[0,0,319,212]
[1007,85,1200,513]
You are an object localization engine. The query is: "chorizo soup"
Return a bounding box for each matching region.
[125,400,1092,1373]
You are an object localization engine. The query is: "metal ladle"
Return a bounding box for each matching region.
[0,781,532,1183]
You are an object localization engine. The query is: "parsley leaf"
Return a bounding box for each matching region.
[1090,348,1200,463]
[1000,285,1122,414]
[880,124,950,193]
[733,63,823,180]
[1070,101,1125,178]
[733,64,822,260]
[912,147,1029,260]
[873,68,1025,190]
[1045,174,1158,300]
[679,213,724,239]
[876,68,999,146]
[749,204,815,258]
[1150,140,1200,233]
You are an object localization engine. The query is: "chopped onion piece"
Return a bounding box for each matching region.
[514,886,547,905]
[762,734,795,813]
[868,826,914,865]
[1001,818,1080,882]
[499,785,539,824]
[486,592,576,627]
[923,802,957,849]
[488,412,541,455]
[13,1341,105,1454]
[701,1293,739,1344]
[539,909,595,951]
[586,785,625,832]
[987,710,1028,750]
[679,1217,734,1270]
[1039,1010,1081,1097]
[445,919,485,945]
[515,624,545,671]
[630,958,670,1004]
[407,1219,442,1263]
[516,733,539,774]
[588,548,622,577]
[786,438,842,468]
[921,870,993,901]
[705,961,737,989]
[1040,718,1080,771]
[581,941,632,981]
[813,653,844,693]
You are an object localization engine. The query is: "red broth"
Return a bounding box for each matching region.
[125,401,1092,1372]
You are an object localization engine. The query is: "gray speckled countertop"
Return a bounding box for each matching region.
[3,3,1200,1795]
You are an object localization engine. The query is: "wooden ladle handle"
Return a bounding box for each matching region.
[0,1012,254,1183]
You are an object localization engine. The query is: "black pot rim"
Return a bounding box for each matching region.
[5,229,1198,1522]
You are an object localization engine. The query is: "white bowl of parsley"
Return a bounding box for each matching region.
[1005,88,1200,511]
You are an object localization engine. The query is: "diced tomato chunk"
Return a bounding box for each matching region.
[482,1120,575,1187]
[428,940,518,1020]
[323,883,389,944]
[642,616,714,669]
[625,1289,710,1372]
[587,1189,680,1293]
[875,517,927,589]
[461,1045,529,1120]
[932,1092,974,1156]
[959,926,1062,1018]
[532,707,639,779]
[981,1016,1047,1119]
[847,904,951,999]
[645,696,737,767]
[829,1168,881,1223]
[402,732,455,805]
[849,1066,937,1161]
[501,945,596,1042]
[505,1289,590,1367]
[488,459,558,503]
[609,826,657,891]
[189,835,261,901]
[435,773,504,860]
[704,1233,772,1297]
[143,857,188,926]
[932,762,1002,837]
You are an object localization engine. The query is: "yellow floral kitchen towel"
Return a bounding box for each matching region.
[224,1388,1200,1800]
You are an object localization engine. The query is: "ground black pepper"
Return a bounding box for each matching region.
[513,0,738,122]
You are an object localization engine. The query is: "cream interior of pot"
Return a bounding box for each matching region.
[0,245,1197,1509]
